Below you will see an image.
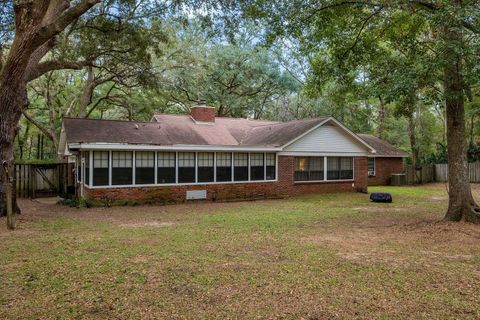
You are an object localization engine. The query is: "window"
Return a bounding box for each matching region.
[158,152,175,184]
[294,157,324,181]
[216,152,232,182]
[112,151,132,185]
[327,157,353,180]
[250,153,264,180]
[266,153,276,180]
[368,157,375,176]
[234,153,248,181]
[135,151,154,184]
[178,152,195,183]
[198,152,214,182]
[93,151,109,186]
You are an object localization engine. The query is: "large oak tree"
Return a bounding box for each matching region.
[238,0,480,222]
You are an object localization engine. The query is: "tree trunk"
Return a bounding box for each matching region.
[442,6,480,223]
[377,95,387,140]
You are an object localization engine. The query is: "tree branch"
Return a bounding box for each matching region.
[34,0,101,48]
[27,59,89,82]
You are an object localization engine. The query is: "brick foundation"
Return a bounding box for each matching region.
[368,157,404,186]
[84,156,369,204]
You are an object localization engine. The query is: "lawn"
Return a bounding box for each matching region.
[1,184,480,319]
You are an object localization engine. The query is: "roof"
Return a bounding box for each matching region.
[60,114,406,157]
[357,134,408,157]
[62,115,328,148]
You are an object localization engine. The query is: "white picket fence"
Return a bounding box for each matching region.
[434,162,480,183]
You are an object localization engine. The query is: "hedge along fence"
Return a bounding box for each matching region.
[434,162,480,183]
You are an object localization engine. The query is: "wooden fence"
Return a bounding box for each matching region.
[405,165,435,185]
[434,162,480,183]
[14,163,75,198]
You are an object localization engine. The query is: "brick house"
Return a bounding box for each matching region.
[58,104,407,204]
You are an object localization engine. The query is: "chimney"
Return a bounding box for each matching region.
[190,100,216,123]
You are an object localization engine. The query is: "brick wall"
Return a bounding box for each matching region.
[191,106,215,122]
[84,156,369,204]
[368,157,404,186]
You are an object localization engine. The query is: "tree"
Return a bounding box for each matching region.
[0,0,169,228]
[0,0,103,229]
[238,0,480,223]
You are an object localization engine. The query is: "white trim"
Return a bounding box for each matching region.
[365,155,408,158]
[323,156,327,181]
[368,157,376,177]
[108,150,112,186]
[175,151,178,184]
[85,178,278,189]
[132,151,136,186]
[68,143,281,152]
[88,151,93,187]
[294,179,355,184]
[279,151,369,157]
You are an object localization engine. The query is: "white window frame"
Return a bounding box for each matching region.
[84,150,278,189]
[368,157,376,177]
[293,156,355,183]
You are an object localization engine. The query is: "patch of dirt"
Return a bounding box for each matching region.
[304,218,480,266]
[119,221,176,228]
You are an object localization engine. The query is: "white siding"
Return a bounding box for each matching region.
[283,123,368,154]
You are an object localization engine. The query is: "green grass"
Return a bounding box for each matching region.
[1,184,480,319]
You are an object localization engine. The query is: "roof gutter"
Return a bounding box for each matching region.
[67,143,283,152]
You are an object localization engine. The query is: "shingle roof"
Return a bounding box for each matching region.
[62,115,328,148]
[62,115,407,157]
[357,134,408,157]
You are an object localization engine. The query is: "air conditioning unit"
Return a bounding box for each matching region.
[368,170,375,177]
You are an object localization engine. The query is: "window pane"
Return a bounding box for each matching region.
[216,152,232,182]
[368,157,375,176]
[294,157,309,181]
[340,157,353,179]
[198,152,214,182]
[178,152,195,183]
[234,153,248,181]
[112,151,132,185]
[294,157,323,181]
[158,152,175,184]
[309,157,324,180]
[135,152,154,184]
[250,153,264,180]
[266,153,276,180]
[327,157,353,180]
[93,151,109,186]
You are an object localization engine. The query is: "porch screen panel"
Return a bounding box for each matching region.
[84,151,90,185]
[135,151,155,184]
[157,152,175,184]
[112,151,133,185]
[216,152,232,182]
[178,152,195,183]
[93,151,109,186]
[265,153,276,180]
[233,153,248,181]
[327,157,353,180]
[250,153,264,180]
[198,152,214,182]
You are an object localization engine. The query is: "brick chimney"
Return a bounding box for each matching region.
[190,100,216,123]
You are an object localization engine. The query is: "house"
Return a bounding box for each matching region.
[357,134,408,186]
[58,104,407,204]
